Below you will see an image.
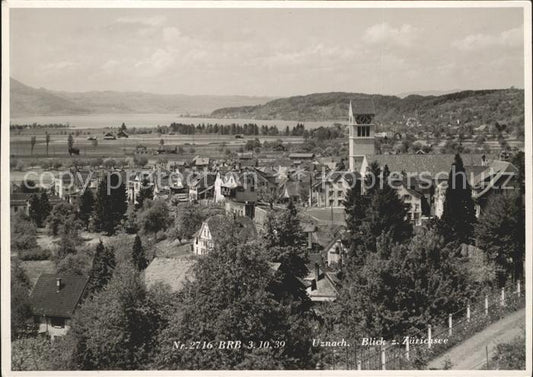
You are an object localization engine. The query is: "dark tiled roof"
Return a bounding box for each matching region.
[206,215,256,244]
[368,154,487,177]
[30,274,88,318]
[351,98,375,115]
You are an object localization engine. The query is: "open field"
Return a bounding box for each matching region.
[9,128,305,161]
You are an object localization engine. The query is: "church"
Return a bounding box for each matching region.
[311,100,519,225]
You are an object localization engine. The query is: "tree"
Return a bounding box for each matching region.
[120,122,127,132]
[136,178,154,209]
[342,177,368,265]
[78,189,95,229]
[45,131,51,156]
[510,151,525,195]
[124,206,139,234]
[11,211,39,252]
[86,240,116,295]
[475,190,525,286]
[68,133,74,150]
[153,238,317,369]
[57,215,82,260]
[47,202,78,236]
[29,192,51,227]
[132,234,148,271]
[440,154,477,244]
[334,228,472,341]
[94,173,128,235]
[65,263,158,370]
[262,200,310,317]
[360,165,412,253]
[136,200,171,234]
[11,262,34,339]
[30,135,36,155]
[170,203,204,241]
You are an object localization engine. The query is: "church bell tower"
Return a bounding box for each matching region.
[348,99,376,171]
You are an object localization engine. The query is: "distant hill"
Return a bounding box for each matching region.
[210,90,524,131]
[10,78,274,118]
[395,89,463,98]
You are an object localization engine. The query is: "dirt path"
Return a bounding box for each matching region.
[428,308,525,370]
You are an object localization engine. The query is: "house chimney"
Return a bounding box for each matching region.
[56,278,62,293]
[314,263,320,281]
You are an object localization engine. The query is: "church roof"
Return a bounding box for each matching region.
[367,154,487,177]
[350,98,375,115]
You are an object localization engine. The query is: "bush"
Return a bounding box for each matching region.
[490,335,525,369]
[19,248,51,261]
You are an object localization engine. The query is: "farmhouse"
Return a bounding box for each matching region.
[193,214,256,255]
[30,274,88,339]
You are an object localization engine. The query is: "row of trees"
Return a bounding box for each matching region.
[330,153,525,351]
[167,122,309,137]
[13,201,323,370]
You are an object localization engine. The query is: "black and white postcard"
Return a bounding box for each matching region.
[1,1,531,375]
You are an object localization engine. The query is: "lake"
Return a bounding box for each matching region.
[10,113,339,130]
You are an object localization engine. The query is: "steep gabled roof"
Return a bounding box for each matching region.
[144,257,195,292]
[205,215,257,244]
[30,274,88,318]
[368,154,488,177]
[351,98,375,115]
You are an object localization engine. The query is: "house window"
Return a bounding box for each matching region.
[51,317,65,328]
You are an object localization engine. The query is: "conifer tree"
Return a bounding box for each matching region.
[135,178,153,210]
[78,189,95,229]
[132,234,148,271]
[262,200,311,318]
[361,165,412,253]
[342,178,368,265]
[94,173,128,235]
[86,240,116,295]
[28,192,51,227]
[441,154,476,244]
[475,190,524,286]
[28,194,42,227]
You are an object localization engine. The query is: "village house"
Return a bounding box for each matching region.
[192,156,210,169]
[311,171,359,208]
[193,214,256,255]
[30,274,88,339]
[103,132,116,140]
[213,170,257,204]
[188,171,217,202]
[53,169,97,203]
[303,261,339,302]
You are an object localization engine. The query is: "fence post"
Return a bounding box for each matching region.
[485,294,489,316]
[467,304,471,322]
[405,336,410,361]
[428,325,432,349]
[381,347,386,370]
[357,360,362,370]
[501,287,505,307]
[517,280,521,297]
[448,314,453,336]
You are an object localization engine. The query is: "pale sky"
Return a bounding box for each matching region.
[10,7,525,96]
